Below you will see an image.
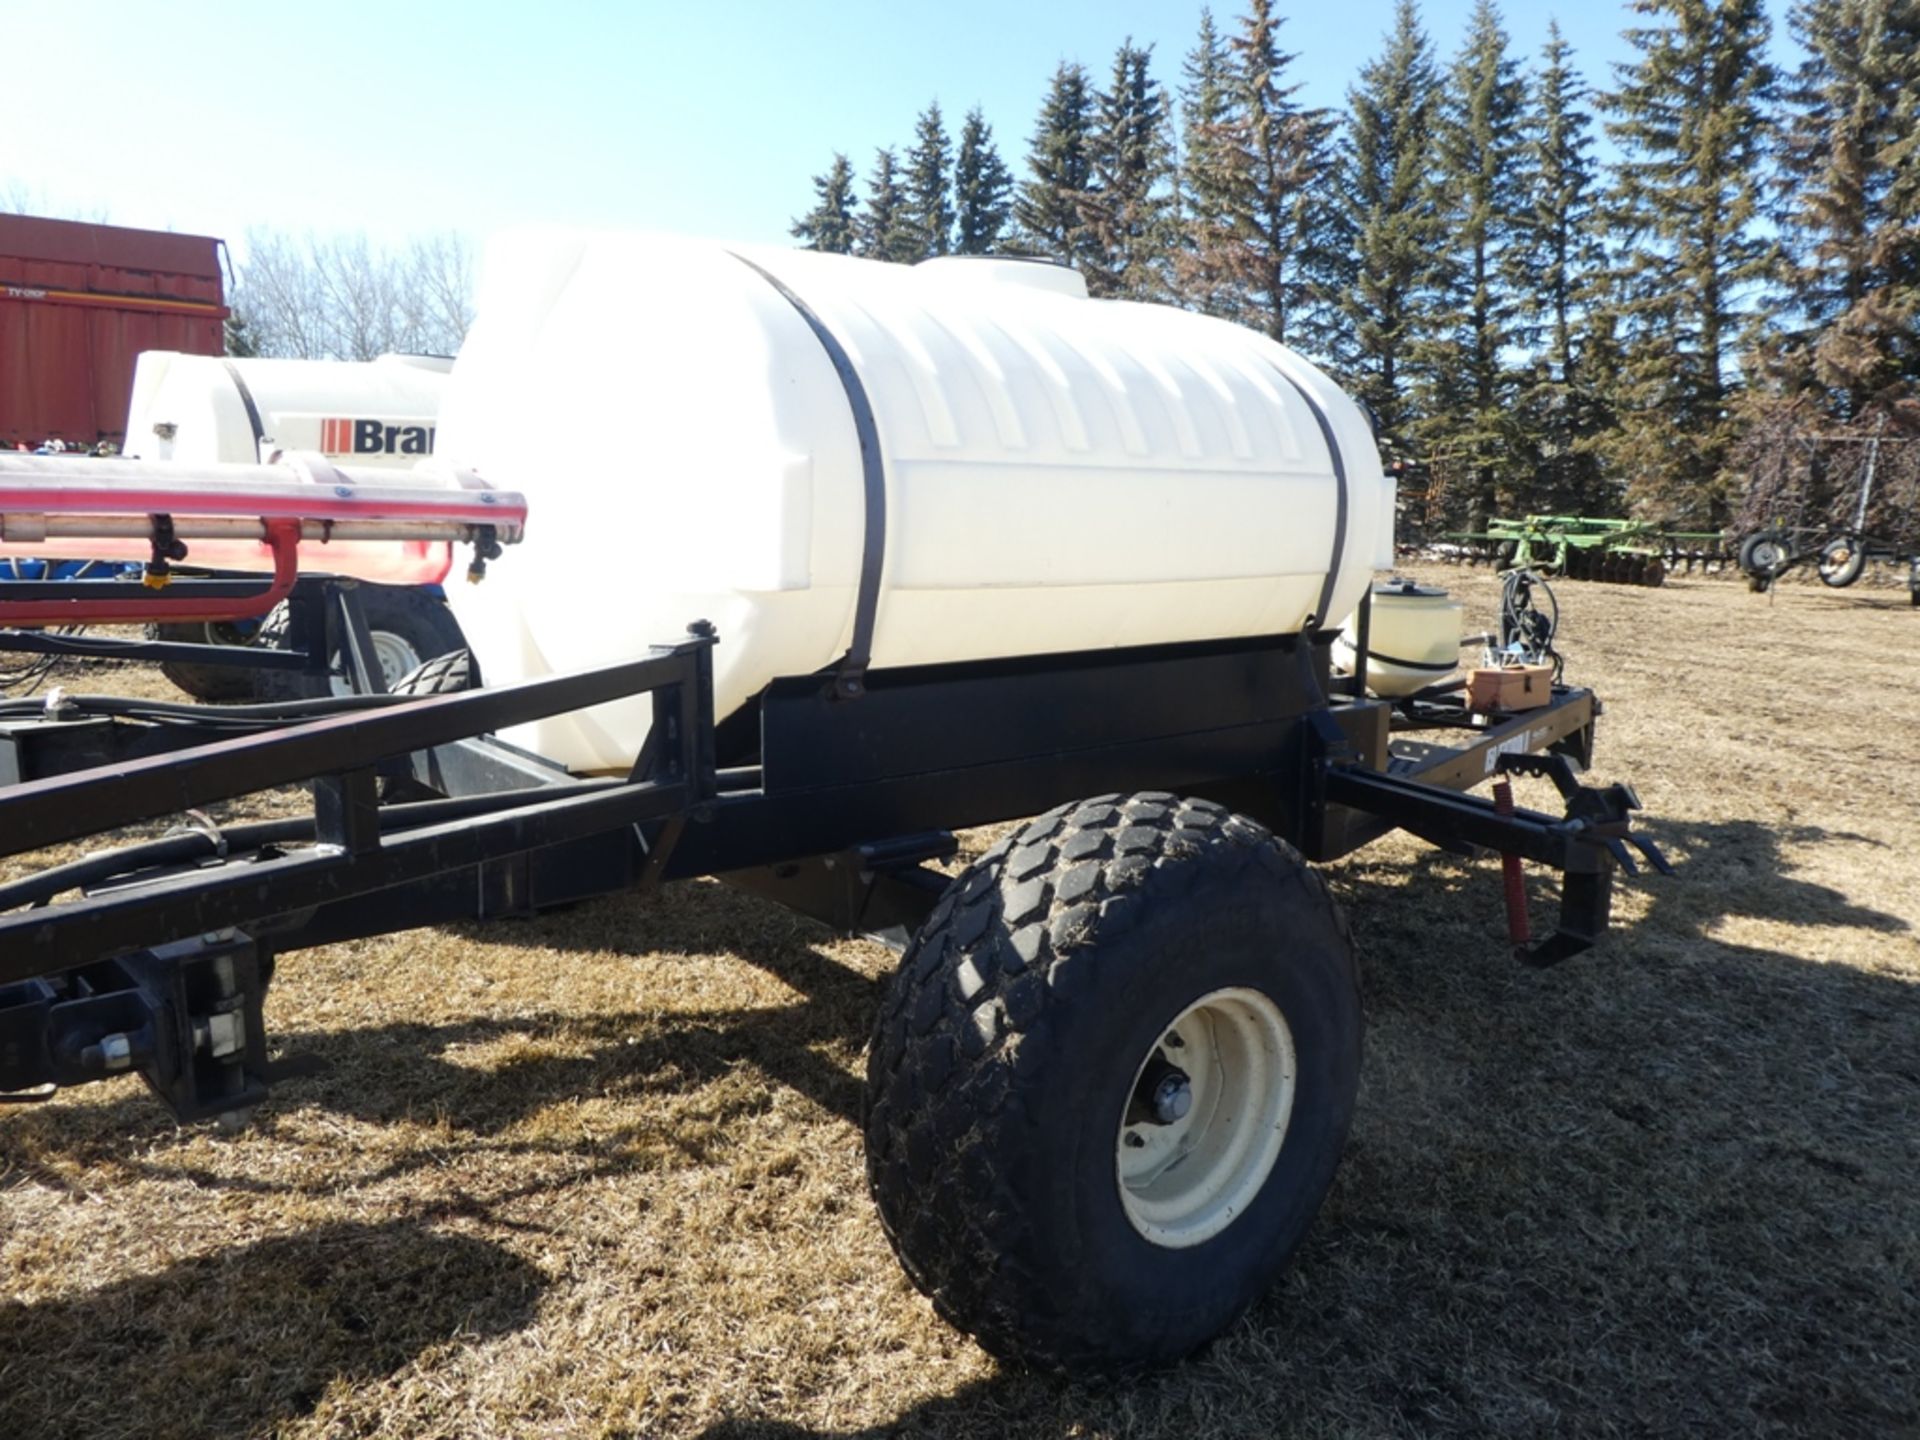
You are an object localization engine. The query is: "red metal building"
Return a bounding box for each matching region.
[0,214,227,450]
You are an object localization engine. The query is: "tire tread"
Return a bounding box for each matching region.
[864,792,1354,1372]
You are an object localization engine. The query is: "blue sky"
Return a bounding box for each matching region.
[2,1,1805,257]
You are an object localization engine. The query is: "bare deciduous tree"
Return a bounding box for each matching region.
[231,228,475,360]
[401,232,475,353]
[0,180,111,222]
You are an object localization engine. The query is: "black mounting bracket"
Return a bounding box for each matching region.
[1495,751,1675,881]
[0,931,272,1120]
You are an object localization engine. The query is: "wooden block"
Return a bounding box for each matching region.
[1466,663,1554,712]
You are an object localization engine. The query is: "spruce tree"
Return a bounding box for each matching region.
[1600,0,1779,523]
[1082,41,1177,299]
[1175,8,1244,319]
[905,102,955,259]
[1330,0,1444,450]
[1526,23,1601,387]
[1517,23,1610,512]
[790,153,859,254]
[954,107,1015,254]
[1221,0,1340,351]
[858,148,922,263]
[1420,0,1532,522]
[1776,0,1920,417]
[224,309,260,358]
[1016,62,1097,266]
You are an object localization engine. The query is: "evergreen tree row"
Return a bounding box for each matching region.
[789,0,1920,528]
[792,101,1015,262]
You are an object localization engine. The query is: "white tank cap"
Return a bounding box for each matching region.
[914,254,1089,299]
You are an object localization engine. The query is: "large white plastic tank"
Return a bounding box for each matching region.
[123,352,450,468]
[438,232,1396,773]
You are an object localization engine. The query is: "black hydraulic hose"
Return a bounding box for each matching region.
[0,819,313,913]
[0,691,415,726]
[1399,677,1470,704]
[0,778,622,915]
[1498,569,1563,683]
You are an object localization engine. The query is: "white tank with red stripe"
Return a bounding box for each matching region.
[436,231,1395,773]
[122,352,450,469]
[113,352,455,582]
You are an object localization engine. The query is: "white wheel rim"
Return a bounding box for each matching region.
[370,631,422,687]
[327,631,424,697]
[1115,986,1297,1249]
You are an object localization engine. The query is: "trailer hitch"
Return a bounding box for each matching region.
[1494,752,1674,881]
[1322,754,1672,969]
[1490,752,1673,967]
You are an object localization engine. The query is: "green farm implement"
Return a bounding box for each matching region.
[1443,516,1735,587]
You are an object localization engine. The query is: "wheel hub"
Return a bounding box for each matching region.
[1150,1069,1192,1124]
[1131,1053,1194,1125]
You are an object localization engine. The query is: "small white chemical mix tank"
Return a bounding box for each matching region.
[1333,579,1465,697]
[436,233,1397,773]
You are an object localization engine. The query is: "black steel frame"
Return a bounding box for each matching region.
[0,582,1664,1117]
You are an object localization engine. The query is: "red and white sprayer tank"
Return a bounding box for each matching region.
[1,352,473,591]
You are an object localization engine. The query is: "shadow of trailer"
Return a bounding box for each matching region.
[0,479,1670,1376]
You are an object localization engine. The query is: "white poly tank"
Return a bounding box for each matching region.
[437,232,1396,773]
[1333,579,1465,697]
[123,352,451,468]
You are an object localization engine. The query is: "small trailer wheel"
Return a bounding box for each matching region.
[1817,535,1867,589]
[864,792,1361,1374]
[388,647,478,695]
[155,588,467,702]
[1738,528,1791,582]
[254,586,469,700]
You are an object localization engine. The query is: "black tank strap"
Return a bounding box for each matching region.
[221,359,268,455]
[729,252,885,699]
[1265,361,1350,633]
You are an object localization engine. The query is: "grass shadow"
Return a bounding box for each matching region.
[0,1218,543,1440]
[0,882,880,1201]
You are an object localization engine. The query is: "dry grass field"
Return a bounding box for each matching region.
[2,565,1917,1439]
